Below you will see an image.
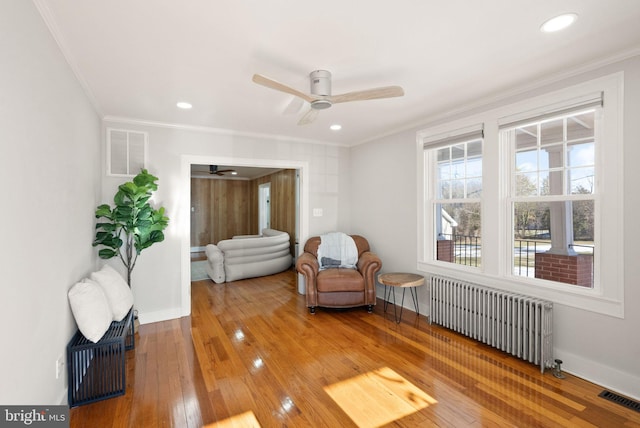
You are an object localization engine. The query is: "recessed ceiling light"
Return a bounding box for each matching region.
[176,101,192,109]
[330,124,342,131]
[540,13,578,33]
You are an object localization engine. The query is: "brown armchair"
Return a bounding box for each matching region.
[296,235,382,314]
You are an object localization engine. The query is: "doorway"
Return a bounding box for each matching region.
[181,156,309,317]
[258,182,271,232]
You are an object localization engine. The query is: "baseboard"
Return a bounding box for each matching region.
[138,308,182,325]
[557,348,640,401]
[191,246,206,253]
[57,389,67,406]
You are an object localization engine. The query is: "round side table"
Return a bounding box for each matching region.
[378,272,425,323]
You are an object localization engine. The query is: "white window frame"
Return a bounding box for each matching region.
[502,106,599,289]
[421,124,484,273]
[417,73,624,317]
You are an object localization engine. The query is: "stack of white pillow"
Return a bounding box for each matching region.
[67,264,134,343]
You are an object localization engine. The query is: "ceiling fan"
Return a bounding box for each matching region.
[252,70,404,125]
[209,165,237,176]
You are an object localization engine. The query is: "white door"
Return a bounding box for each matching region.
[258,182,271,233]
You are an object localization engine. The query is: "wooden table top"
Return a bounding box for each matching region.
[378,272,425,288]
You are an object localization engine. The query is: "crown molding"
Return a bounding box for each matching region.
[33,0,103,117]
[355,47,640,147]
[102,115,348,148]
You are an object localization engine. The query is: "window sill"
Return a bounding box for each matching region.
[417,261,624,318]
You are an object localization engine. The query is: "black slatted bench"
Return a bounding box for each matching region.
[67,309,135,407]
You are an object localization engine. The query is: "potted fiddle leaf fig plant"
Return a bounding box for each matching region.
[92,169,169,286]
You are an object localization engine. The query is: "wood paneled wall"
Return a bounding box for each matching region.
[191,169,297,255]
[190,178,251,246]
[248,169,297,254]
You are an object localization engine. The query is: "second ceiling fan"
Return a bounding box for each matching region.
[252,70,404,125]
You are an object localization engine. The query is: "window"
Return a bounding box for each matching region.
[502,107,597,288]
[107,128,147,176]
[418,73,623,317]
[423,126,483,269]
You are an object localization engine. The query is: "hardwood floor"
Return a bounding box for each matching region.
[70,269,640,427]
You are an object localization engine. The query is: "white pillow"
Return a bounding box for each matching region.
[90,265,134,322]
[68,279,113,343]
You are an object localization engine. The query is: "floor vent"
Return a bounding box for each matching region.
[599,390,640,413]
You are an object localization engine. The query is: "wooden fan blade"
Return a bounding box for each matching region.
[283,97,304,115]
[252,74,315,103]
[297,108,319,125]
[330,86,404,104]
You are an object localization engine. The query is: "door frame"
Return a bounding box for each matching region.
[180,155,309,317]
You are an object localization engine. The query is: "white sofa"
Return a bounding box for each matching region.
[205,229,293,283]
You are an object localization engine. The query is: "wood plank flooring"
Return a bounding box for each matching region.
[70,269,640,427]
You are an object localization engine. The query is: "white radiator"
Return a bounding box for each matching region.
[429,275,553,373]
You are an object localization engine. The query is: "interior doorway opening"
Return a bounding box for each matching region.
[258,182,271,232]
[181,156,309,317]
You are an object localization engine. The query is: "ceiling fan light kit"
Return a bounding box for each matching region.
[252,69,404,124]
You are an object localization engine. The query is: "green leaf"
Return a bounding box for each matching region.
[114,190,126,206]
[95,222,117,232]
[95,204,113,218]
[98,248,118,259]
[114,206,133,220]
[133,169,159,190]
[149,230,165,243]
[119,182,138,194]
[94,169,168,275]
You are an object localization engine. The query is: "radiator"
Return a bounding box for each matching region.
[429,275,553,373]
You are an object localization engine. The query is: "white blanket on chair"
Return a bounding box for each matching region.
[317,232,358,270]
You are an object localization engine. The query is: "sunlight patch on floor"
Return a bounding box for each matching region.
[323,366,437,427]
[205,410,261,427]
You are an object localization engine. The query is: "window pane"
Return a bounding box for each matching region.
[568,141,595,167]
[436,202,482,268]
[573,200,595,242]
[541,118,563,145]
[467,156,482,177]
[451,160,465,180]
[567,111,595,140]
[544,170,564,196]
[431,137,483,269]
[467,140,482,157]
[538,146,556,170]
[451,144,465,160]
[451,179,465,198]
[516,125,537,150]
[516,149,537,172]
[437,147,450,162]
[438,161,450,181]
[466,178,482,198]
[438,180,450,199]
[569,167,595,194]
[513,200,594,288]
[515,172,538,196]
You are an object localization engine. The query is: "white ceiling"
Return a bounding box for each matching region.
[35,0,640,146]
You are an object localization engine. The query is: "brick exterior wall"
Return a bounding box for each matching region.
[534,252,593,287]
[437,240,454,263]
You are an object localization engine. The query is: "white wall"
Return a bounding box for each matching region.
[0,0,101,404]
[6,0,637,405]
[99,122,352,323]
[350,56,640,400]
